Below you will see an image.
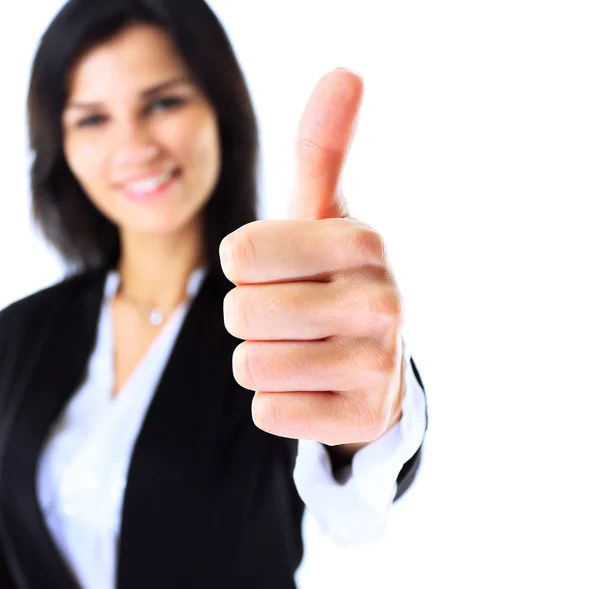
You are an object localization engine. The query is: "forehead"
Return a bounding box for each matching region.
[67,24,189,100]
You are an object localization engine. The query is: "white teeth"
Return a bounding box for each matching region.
[125,170,174,194]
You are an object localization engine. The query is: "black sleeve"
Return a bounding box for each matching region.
[0,548,17,589]
[0,307,19,589]
[393,356,428,503]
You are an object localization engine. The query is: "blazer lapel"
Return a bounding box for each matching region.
[115,268,238,588]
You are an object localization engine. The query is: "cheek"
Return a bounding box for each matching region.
[188,121,221,181]
[64,137,107,189]
[164,118,216,165]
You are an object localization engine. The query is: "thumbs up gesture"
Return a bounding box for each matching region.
[219,69,404,449]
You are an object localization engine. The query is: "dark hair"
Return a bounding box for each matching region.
[28,0,258,280]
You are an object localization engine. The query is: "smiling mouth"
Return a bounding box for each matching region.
[121,168,181,201]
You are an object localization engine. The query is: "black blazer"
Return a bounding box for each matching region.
[0,267,425,589]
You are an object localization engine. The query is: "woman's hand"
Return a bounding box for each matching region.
[219,69,404,448]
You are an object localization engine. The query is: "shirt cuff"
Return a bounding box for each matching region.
[292,343,427,547]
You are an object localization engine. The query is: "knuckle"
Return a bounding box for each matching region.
[221,231,257,277]
[232,343,256,390]
[367,288,403,329]
[364,396,390,434]
[377,352,397,378]
[262,288,282,320]
[252,392,279,431]
[356,344,396,386]
[348,226,386,265]
[351,400,387,440]
[224,288,253,337]
[223,289,237,331]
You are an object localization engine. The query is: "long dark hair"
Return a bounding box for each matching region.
[28,0,258,280]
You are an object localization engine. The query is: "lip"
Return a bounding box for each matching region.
[116,168,174,184]
[119,168,181,202]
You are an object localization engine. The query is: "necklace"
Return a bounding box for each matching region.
[119,293,167,327]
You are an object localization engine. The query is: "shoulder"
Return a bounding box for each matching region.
[0,269,106,409]
[0,269,106,338]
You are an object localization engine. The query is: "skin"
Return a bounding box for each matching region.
[221,71,406,461]
[61,23,405,466]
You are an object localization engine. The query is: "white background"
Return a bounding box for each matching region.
[1,1,599,587]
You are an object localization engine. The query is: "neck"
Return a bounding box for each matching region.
[117,218,205,311]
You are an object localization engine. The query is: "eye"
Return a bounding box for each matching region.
[148,96,186,113]
[76,114,106,128]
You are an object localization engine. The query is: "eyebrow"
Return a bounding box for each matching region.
[65,77,192,110]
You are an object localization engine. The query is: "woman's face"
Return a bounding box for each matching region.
[62,24,221,236]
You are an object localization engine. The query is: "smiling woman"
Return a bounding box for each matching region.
[28,0,258,276]
[0,1,427,588]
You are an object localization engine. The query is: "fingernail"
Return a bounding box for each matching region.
[334,67,364,80]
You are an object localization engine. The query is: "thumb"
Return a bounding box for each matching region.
[289,68,364,220]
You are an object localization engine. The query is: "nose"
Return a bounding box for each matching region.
[112,120,160,168]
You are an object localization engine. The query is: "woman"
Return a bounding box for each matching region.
[0,0,427,587]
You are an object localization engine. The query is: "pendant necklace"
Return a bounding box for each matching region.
[119,293,168,327]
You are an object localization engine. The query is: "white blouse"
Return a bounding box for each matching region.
[35,268,427,589]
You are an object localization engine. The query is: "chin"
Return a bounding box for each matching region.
[119,209,202,238]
